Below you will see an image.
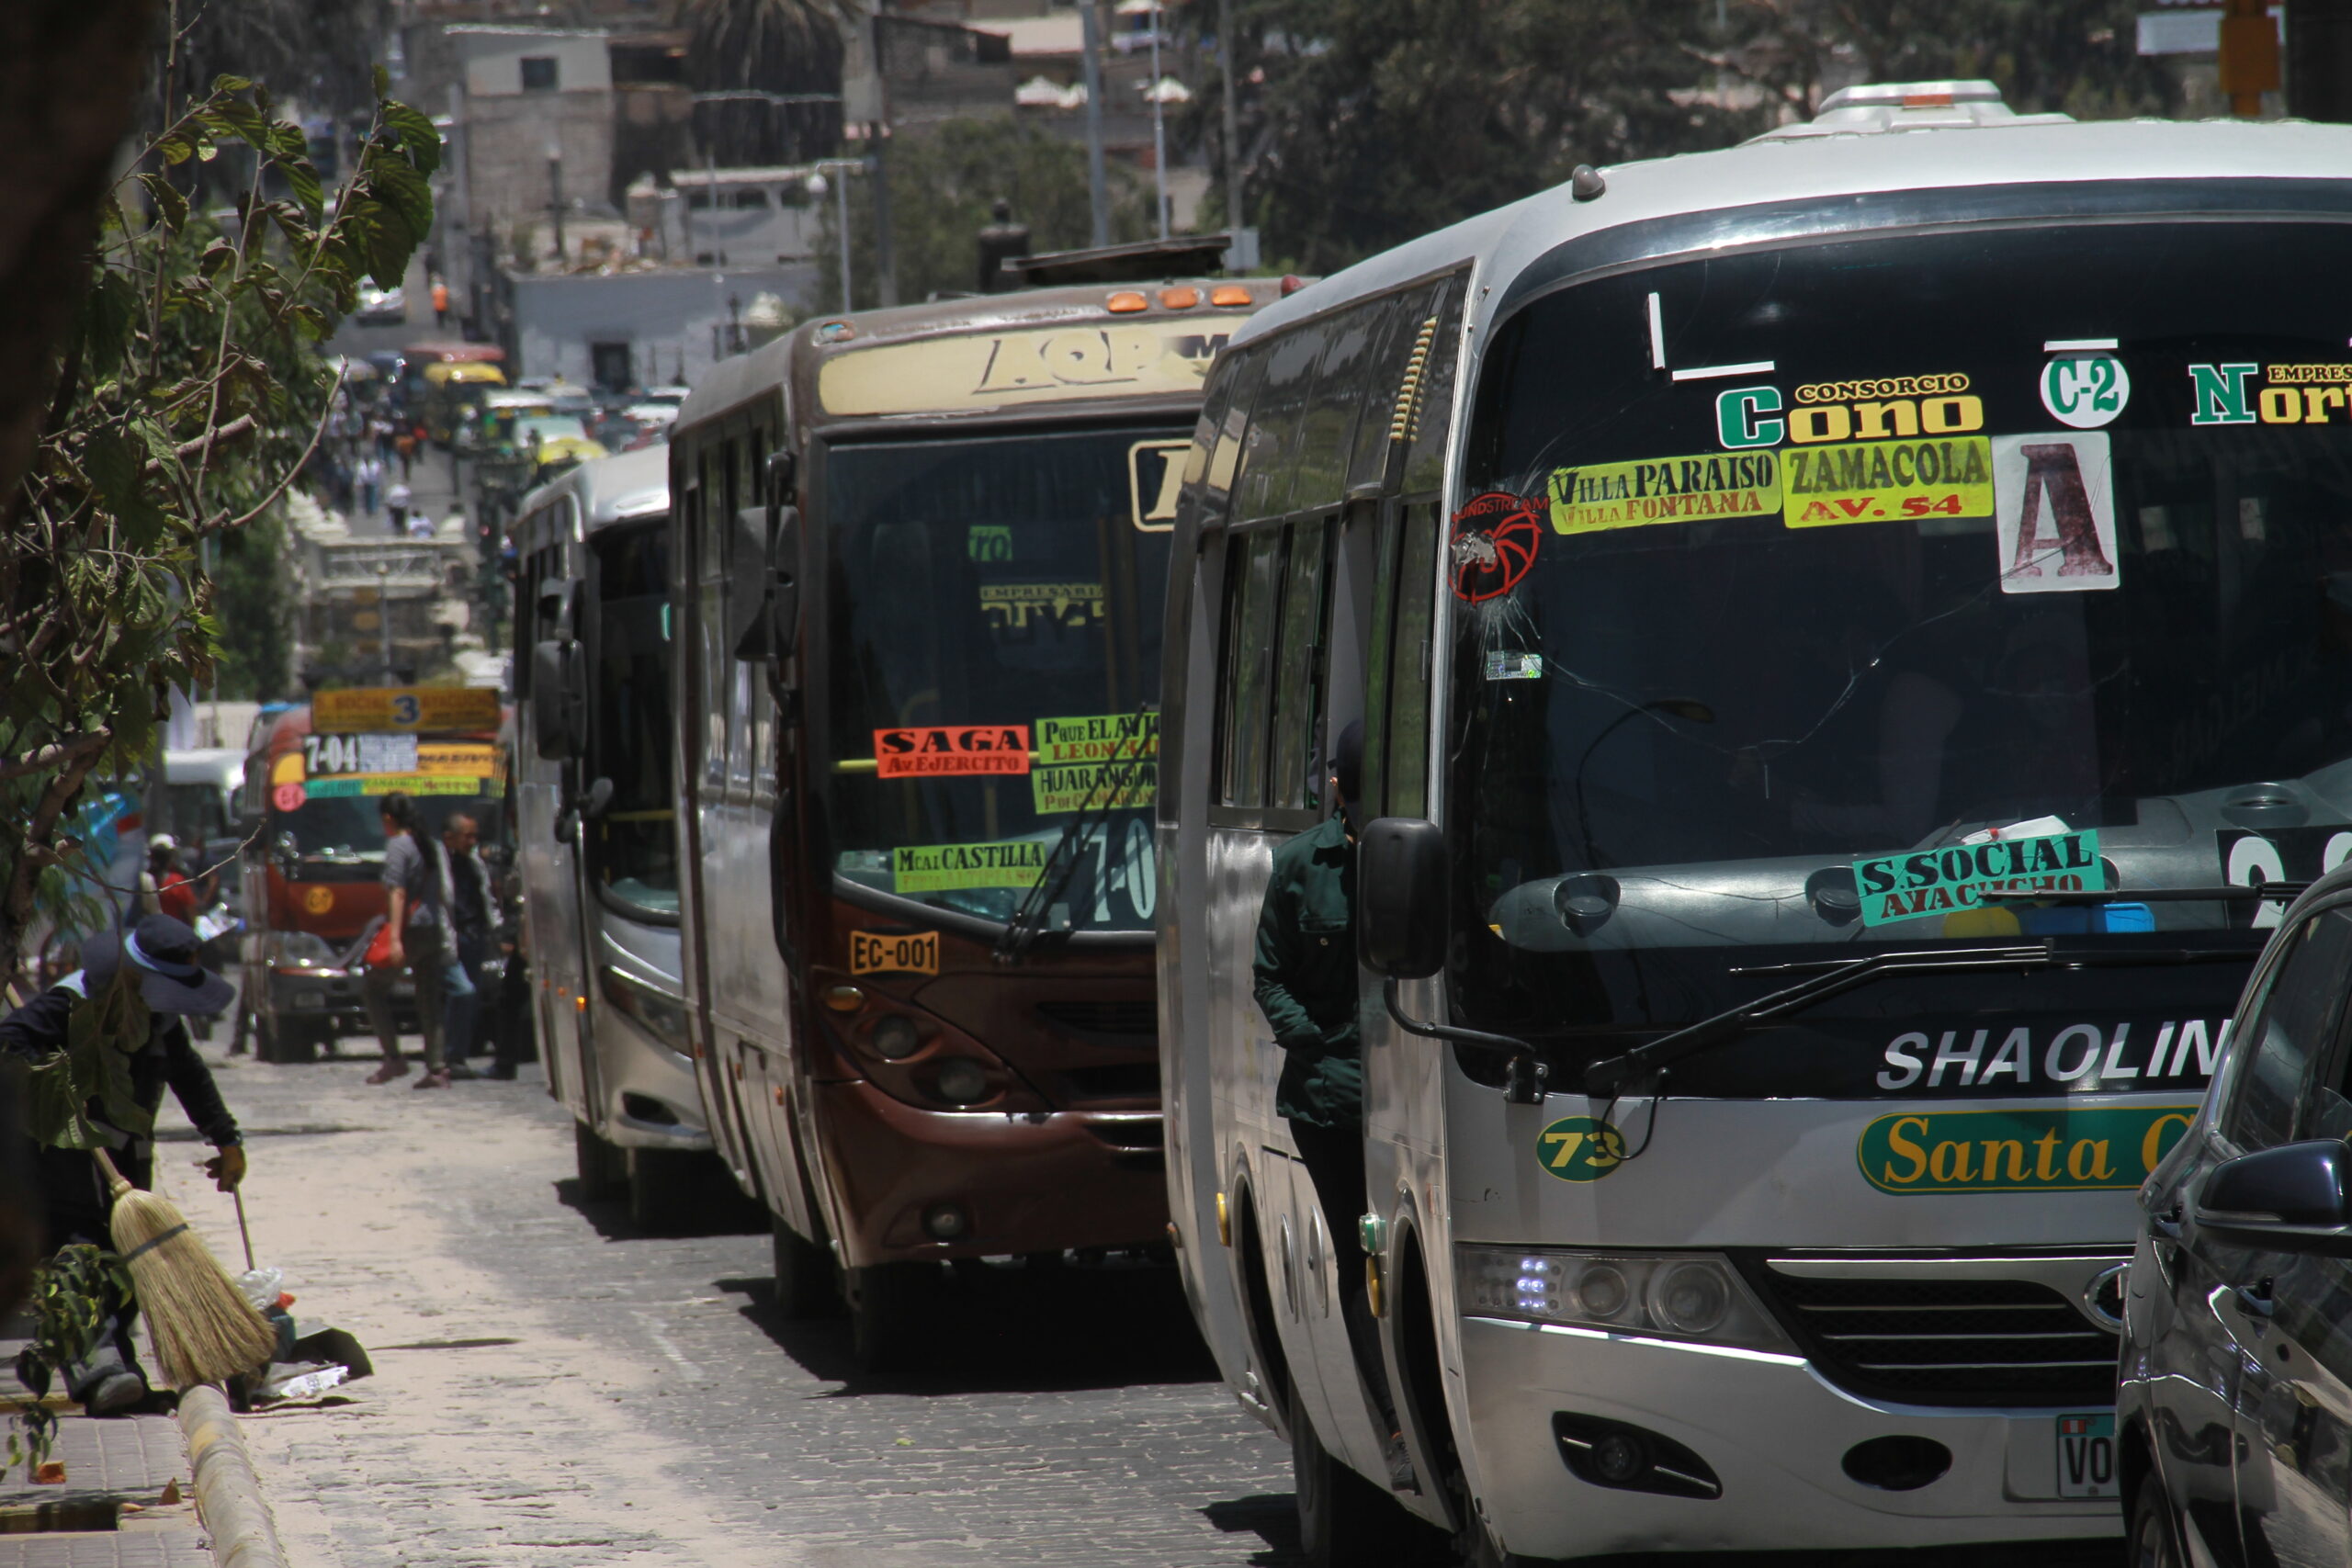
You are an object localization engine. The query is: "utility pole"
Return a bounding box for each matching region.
[1218,0,1242,245]
[867,9,899,307]
[1080,0,1110,247]
[1148,1,1168,237]
[546,148,566,266]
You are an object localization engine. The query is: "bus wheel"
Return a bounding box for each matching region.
[573,1122,628,1201]
[771,1217,842,1319]
[1290,1378,1399,1567]
[626,1146,705,1233]
[846,1262,933,1373]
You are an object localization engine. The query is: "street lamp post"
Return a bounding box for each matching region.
[1147,2,1169,238]
[807,159,863,314]
[374,560,393,682]
[546,146,565,267]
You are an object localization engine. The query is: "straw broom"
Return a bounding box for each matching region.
[91,1149,277,1390]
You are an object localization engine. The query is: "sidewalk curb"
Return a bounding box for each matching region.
[178,1385,287,1568]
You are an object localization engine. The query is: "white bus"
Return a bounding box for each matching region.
[514,445,713,1228]
[1159,84,2352,1562]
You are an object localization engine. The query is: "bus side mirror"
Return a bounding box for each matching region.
[732,506,801,666]
[531,639,583,760]
[1358,817,1449,979]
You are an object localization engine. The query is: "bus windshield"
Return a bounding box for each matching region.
[822,425,1177,931]
[1452,219,2352,1054]
[273,788,503,867]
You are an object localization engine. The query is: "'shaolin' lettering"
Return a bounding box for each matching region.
[1996,434,2118,594]
[873,725,1033,779]
[1876,1018,2233,1091]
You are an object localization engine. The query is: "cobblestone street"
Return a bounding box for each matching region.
[152,1039,1295,1568]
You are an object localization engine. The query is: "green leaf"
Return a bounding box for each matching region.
[211,73,254,94]
[79,270,137,381]
[198,239,236,280]
[366,155,436,243]
[380,101,444,178]
[373,63,390,99]
[154,133,195,166]
[281,160,325,217]
[134,174,188,233]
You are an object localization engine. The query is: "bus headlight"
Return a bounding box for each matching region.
[1455,1246,1792,1352]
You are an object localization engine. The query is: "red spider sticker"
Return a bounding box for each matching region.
[1450,491,1544,603]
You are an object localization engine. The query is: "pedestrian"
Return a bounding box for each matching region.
[136,833,179,917]
[436,812,495,1078]
[362,792,453,1088]
[386,479,412,535]
[406,510,436,540]
[1250,720,1413,1491]
[356,452,384,516]
[395,427,416,479]
[431,274,450,327]
[0,915,247,1413]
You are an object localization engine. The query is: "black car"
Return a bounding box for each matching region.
[2121,864,2352,1567]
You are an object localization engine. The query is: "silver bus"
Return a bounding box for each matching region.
[514,445,712,1228]
[1159,83,2352,1561]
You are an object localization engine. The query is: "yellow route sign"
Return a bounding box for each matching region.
[311,686,502,732]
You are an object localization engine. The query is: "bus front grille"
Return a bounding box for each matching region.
[1752,1255,2126,1407]
[1035,1000,1159,1043]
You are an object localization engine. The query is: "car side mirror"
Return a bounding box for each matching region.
[2194,1138,2352,1255]
[1358,817,1449,979]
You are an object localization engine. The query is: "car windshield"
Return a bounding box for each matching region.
[821,425,1178,931]
[1448,218,2352,1074]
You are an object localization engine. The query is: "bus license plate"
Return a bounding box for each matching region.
[851,930,939,976]
[2056,1413,2118,1498]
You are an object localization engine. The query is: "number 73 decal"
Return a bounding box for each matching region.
[1537,1116,1628,1182]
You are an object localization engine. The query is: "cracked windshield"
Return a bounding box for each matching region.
[1454,221,2352,1004]
[824,427,1176,931]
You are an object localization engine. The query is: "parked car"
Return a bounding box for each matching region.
[2121,863,2352,1568]
[355,285,404,324]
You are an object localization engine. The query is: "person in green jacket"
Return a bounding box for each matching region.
[1251,720,1410,1488]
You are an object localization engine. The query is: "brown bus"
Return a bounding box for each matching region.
[665,245,1286,1366]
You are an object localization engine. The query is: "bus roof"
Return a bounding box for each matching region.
[1234,113,2352,355]
[403,340,505,364]
[676,276,1293,435]
[514,442,669,546]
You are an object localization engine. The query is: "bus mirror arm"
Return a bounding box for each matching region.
[1381,978,1549,1105]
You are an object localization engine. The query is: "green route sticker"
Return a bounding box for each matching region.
[1859,1105,2197,1194]
[1851,829,2103,927]
[1546,452,1780,535]
[1535,1116,1627,1182]
[1033,712,1159,815]
[891,839,1046,895]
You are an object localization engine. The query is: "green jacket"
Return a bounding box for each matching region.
[1252,814,1362,1130]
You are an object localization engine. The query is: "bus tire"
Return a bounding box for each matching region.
[626,1146,702,1234]
[847,1261,933,1373]
[2127,1471,2185,1568]
[573,1122,628,1201]
[1290,1377,1401,1567]
[771,1217,842,1319]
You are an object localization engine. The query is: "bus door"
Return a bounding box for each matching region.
[522,513,594,1116]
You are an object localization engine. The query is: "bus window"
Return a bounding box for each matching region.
[698,442,729,792]
[1295,304,1384,513]
[1233,325,1327,524]
[1385,502,1440,820]
[1203,349,1267,510]
[589,521,678,915]
[1360,511,1402,816]
[1218,528,1283,809]
[1268,519,1332,814]
[1345,290,1423,494]
[1399,276,1465,497]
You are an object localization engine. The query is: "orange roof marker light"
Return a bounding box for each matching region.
[1159,286,1201,310]
[1106,290,1149,313]
[1208,284,1253,308]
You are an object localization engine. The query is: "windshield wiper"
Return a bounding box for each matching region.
[991,716,1155,964]
[1581,939,2262,1099]
[1979,883,2309,905]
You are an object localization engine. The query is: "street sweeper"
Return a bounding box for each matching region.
[0,913,253,1412]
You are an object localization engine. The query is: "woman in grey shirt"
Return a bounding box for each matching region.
[363,791,453,1087]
